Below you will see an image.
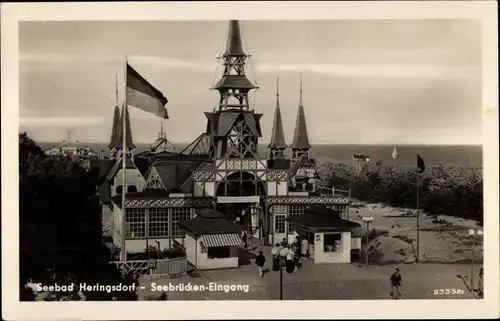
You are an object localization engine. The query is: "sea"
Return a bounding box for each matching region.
[38,142,483,169]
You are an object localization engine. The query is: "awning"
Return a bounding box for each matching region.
[200,233,243,248]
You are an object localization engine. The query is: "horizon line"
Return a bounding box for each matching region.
[34,140,483,147]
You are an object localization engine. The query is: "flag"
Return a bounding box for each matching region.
[416,154,426,173]
[392,145,398,160]
[126,64,169,119]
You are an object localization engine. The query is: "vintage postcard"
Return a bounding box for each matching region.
[1,1,499,320]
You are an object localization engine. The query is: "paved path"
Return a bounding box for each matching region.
[138,247,476,300]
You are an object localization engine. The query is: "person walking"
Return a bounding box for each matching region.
[285,245,295,273]
[390,268,402,299]
[291,240,300,270]
[477,267,484,299]
[301,237,309,258]
[255,251,266,278]
[271,243,281,271]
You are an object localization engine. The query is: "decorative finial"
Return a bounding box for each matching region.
[299,72,303,105]
[115,73,118,106]
[276,77,280,99]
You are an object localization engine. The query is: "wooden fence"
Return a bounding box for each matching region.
[110,256,188,277]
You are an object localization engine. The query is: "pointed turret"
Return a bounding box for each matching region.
[116,104,136,151]
[291,74,311,158]
[268,77,287,159]
[108,105,121,150]
[213,20,256,110]
[224,20,246,57]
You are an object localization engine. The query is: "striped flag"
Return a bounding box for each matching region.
[416,154,426,173]
[126,64,169,119]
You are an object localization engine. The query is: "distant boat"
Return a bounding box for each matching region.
[353,153,370,163]
[392,145,398,160]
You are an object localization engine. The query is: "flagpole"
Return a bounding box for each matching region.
[121,56,128,261]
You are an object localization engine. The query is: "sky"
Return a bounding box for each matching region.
[19,19,482,145]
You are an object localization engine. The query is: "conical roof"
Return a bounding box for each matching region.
[115,104,136,150]
[290,76,311,150]
[268,78,287,149]
[224,20,246,57]
[108,105,121,149]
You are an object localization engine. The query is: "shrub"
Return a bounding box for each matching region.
[128,244,186,261]
[354,228,389,245]
[319,161,483,222]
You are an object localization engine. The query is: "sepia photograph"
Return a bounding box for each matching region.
[2,1,499,320]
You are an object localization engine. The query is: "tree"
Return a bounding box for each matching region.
[19,133,138,301]
[321,156,483,222]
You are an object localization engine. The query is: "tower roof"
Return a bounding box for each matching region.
[213,75,256,91]
[291,75,311,150]
[224,20,246,57]
[108,105,121,149]
[268,78,287,150]
[115,104,136,150]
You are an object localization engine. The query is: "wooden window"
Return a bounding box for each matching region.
[208,246,231,259]
[148,208,169,237]
[116,185,123,195]
[288,205,306,233]
[274,214,286,233]
[171,208,191,237]
[125,208,146,238]
[127,185,137,193]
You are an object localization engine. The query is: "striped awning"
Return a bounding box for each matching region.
[200,233,243,248]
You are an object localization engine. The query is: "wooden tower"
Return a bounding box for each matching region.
[205,20,262,160]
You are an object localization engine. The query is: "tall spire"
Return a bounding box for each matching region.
[224,20,246,57]
[109,73,121,150]
[108,105,121,149]
[115,72,119,106]
[116,104,136,150]
[299,72,303,106]
[291,73,311,155]
[213,20,256,110]
[268,77,287,157]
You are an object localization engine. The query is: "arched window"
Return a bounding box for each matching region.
[127,185,137,193]
[116,185,123,195]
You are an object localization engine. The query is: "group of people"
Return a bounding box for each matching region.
[255,237,310,278]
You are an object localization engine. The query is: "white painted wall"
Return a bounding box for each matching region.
[313,232,351,264]
[184,235,239,270]
[267,181,277,196]
[351,237,362,250]
[102,205,113,232]
[185,234,197,266]
[205,182,215,196]
[277,181,288,195]
[193,182,204,197]
[113,168,145,196]
[112,204,122,246]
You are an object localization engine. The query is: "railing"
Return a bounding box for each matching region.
[317,185,351,199]
[110,256,188,277]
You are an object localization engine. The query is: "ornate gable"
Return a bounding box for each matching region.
[144,166,167,190]
[291,155,319,179]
